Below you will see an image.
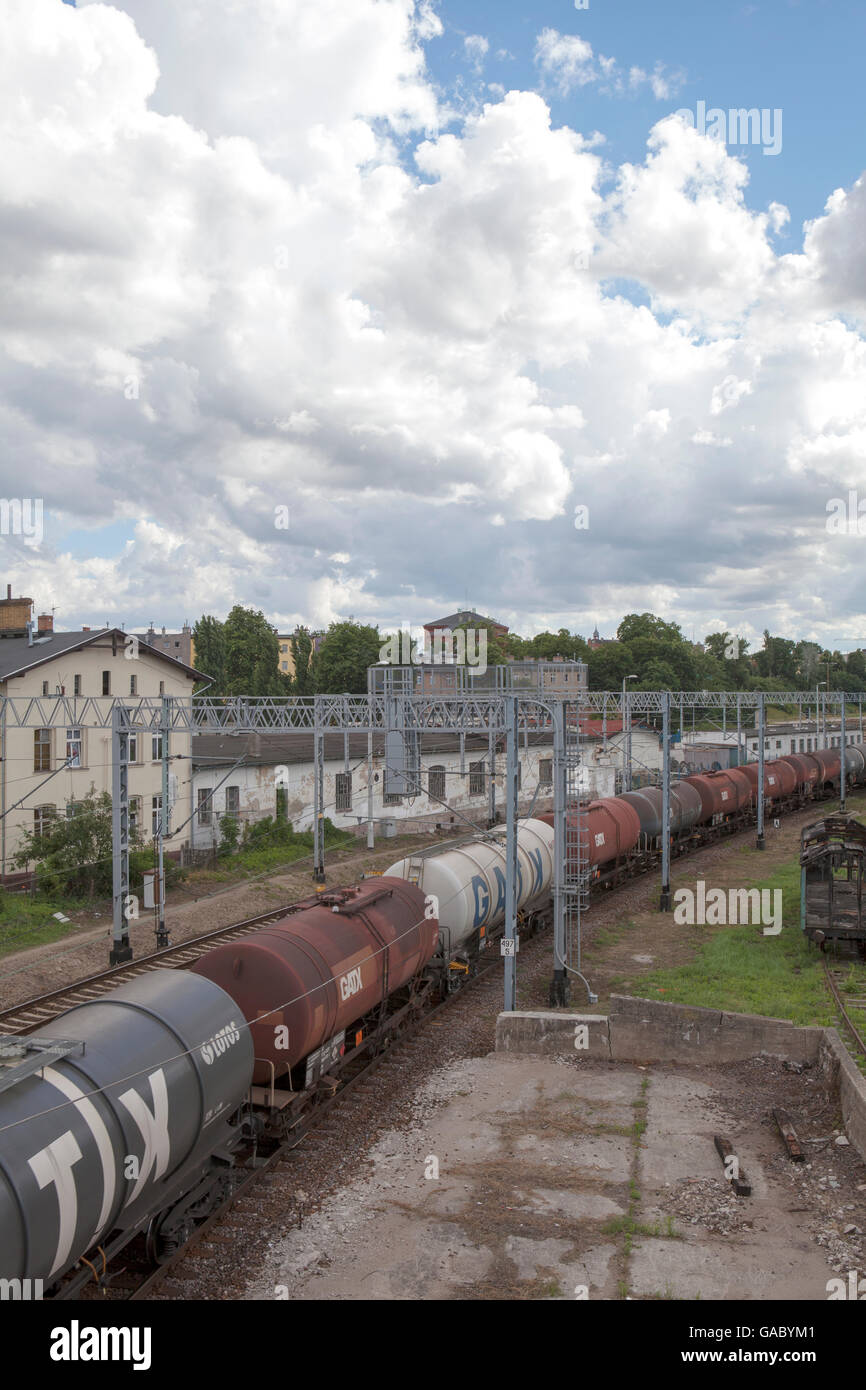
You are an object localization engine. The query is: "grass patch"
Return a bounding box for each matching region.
[0,892,92,960]
[635,855,858,1025]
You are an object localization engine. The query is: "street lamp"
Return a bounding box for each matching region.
[623,675,638,791]
[816,681,826,748]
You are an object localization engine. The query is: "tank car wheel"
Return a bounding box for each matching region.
[145,1213,190,1266]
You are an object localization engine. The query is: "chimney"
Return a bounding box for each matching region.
[38,613,53,633]
[0,587,34,635]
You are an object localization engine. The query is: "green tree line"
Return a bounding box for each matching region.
[192,608,866,698]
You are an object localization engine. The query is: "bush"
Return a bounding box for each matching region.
[218,814,240,858]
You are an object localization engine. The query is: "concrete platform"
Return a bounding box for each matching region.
[244,1051,866,1301]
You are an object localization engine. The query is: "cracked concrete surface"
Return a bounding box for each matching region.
[245,1053,865,1301]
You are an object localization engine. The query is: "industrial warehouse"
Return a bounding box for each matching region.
[2,0,865,1366]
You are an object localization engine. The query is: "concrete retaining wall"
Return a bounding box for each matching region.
[495,994,866,1162]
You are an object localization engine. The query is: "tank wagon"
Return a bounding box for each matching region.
[193,878,438,1085]
[0,970,253,1290]
[382,819,554,982]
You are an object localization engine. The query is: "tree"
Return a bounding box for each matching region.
[192,615,226,691]
[313,621,382,693]
[11,787,151,898]
[222,606,283,696]
[451,619,511,670]
[289,627,314,694]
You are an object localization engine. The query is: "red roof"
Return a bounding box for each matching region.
[578,718,624,736]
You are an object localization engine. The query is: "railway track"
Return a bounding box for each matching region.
[0,905,299,1036]
[824,961,866,1059]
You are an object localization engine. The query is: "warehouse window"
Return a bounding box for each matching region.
[225,786,240,815]
[34,805,55,838]
[539,758,552,786]
[65,728,82,768]
[197,788,212,827]
[335,772,352,812]
[469,760,485,796]
[428,765,446,803]
[34,728,50,772]
[102,670,111,696]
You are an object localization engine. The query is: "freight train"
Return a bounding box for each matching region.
[1,743,862,1294]
[528,743,866,889]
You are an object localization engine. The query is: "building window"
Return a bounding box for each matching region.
[517,761,522,789]
[539,758,552,786]
[225,786,240,816]
[42,680,49,696]
[152,733,163,761]
[129,796,141,836]
[197,788,212,827]
[469,760,486,796]
[34,805,55,838]
[384,790,403,805]
[428,765,446,802]
[34,728,51,772]
[790,740,795,753]
[336,772,352,812]
[102,671,111,696]
[159,681,165,695]
[66,800,84,819]
[65,728,82,768]
[775,739,781,749]
[276,786,288,820]
[130,674,137,695]
[152,795,162,837]
[73,674,81,696]
[128,732,138,763]
[799,739,804,752]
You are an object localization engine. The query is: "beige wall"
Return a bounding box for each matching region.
[1,636,195,875]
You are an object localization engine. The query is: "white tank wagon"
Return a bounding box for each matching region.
[0,969,253,1289]
[384,818,555,963]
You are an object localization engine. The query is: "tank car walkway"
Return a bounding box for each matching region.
[245,1050,866,1301]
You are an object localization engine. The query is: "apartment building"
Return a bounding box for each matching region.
[0,593,205,879]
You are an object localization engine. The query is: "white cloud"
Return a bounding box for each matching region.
[534,29,596,96]
[2,0,866,650]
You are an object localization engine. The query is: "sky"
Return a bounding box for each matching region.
[3,0,866,652]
